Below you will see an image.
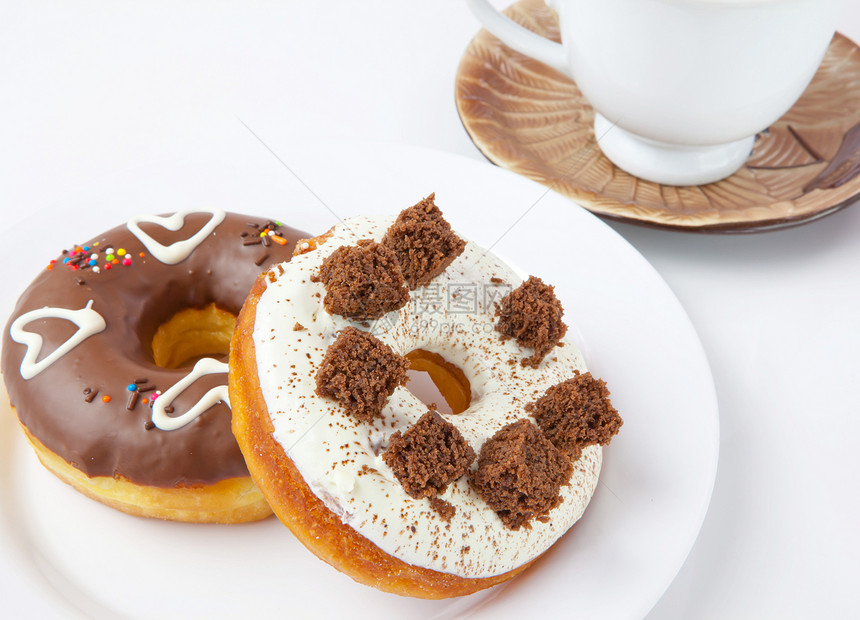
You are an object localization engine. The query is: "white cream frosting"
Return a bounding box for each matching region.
[10,300,106,380]
[151,358,230,431]
[126,208,226,265]
[252,215,601,579]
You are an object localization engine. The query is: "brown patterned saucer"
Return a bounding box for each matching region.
[455,0,860,232]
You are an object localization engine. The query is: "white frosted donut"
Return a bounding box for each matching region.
[242,214,602,582]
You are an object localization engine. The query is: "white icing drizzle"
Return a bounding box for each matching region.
[252,215,601,579]
[151,357,229,431]
[126,207,226,265]
[10,300,106,380]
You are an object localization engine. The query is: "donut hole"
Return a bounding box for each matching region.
[405,349,471,415]
[151,303,236,369]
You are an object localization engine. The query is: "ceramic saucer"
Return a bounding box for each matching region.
[455,0,860,232]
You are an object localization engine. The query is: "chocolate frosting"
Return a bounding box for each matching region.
[1,211,306,488]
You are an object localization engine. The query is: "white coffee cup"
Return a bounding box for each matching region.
[466,0,843,186]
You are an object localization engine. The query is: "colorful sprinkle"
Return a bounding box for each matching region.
[127,383,137,392]
[102,395,111,403]
[53,240,137,278]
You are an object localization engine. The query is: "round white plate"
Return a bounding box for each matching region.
[0,140,718,619]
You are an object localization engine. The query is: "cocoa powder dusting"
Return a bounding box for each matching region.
[383,409,475,499]
[317,239,409,319]
[471,419,571,530]
[381,194,466,289]
[528,371,623,459]
[496,275,567,367]
[315,327,408,422]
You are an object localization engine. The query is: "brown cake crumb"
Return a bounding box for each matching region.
[528,371,623,459]
[383,409,476,499]
[293,322,305,331]
[496,275,568,368]
[381,194,466,289]
[317,239,409,320]
[315,327,408,422]
[471,419,572,530]
[428,497,456,521]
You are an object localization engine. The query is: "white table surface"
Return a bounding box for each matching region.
[1,1,858,618]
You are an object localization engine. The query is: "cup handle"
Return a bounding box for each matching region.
[465,0,569,78]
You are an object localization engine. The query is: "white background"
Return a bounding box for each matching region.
[1,1,858,618]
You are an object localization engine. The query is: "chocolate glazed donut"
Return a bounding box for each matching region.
[1,209,307,522]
